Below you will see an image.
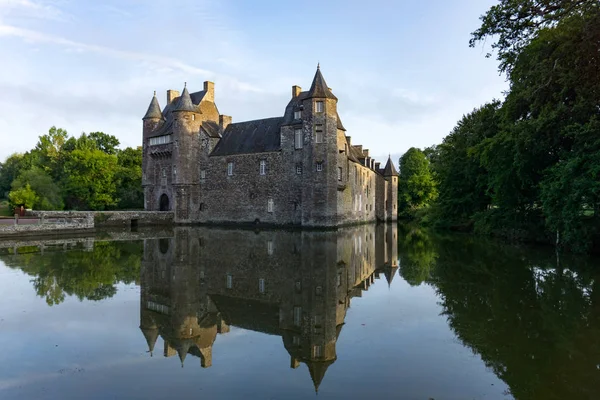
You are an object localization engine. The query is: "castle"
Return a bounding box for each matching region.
[139,224,398,392]
[142,66,398,226]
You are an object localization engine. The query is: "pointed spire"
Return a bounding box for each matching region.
[174,84,196,112]
[307,360,334,394]
[383,155,398,176]
[307,65,337,100]
[143,91,163,120]
[383,265,398,287]
[140,325,159,354]
[177,346,188,367]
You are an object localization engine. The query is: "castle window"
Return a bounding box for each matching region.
[315,125,323,143]
[315,286,323,296]
[293,335,301,346]
[227,162,233,176]
[267,198,274,213]
[316,162,323,172]
[313,345,322,358]
[294,129,303,149]
[267,240,274,255]
[226,274,233,289]
[173,166,177,176]
[338,167,343,181]
[315,101,324,112]
[313,315,322,327]
[260,160,266,175]
[294,110,301,119]
[337,272,342,287]
[200,169,206,179]
[149,134,172,146]
[162,168,166,178]
[192,114,195,121]
[293,306,302,326]
[259,278,265,294]
[296,165,302,175]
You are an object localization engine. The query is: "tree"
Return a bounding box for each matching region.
[0,153,27,198]
[470,0,598,74]
[88,132,120,155]
[115,147,144,209]
[32,126,68,179]
[432,102,500,228]
[397,147,437,217]
[9,184,38,209]
[11,167,63,210]
[62,148,118,210]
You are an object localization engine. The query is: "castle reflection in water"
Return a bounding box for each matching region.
[139,224,398,391]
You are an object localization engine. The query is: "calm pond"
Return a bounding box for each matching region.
[0,224,598,400]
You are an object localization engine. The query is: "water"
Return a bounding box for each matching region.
[0,225,598,400]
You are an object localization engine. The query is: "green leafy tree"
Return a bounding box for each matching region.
[88,132,120,155]
[470,0,598,74]
[11,167,63,210]
[32,126,68,179]
[115,147,144,209]
[432,102,500,228]
[397,147,437,217]
[8,184,38,209]
[62,148,119,210]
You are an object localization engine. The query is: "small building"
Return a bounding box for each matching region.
[141,66,398,227]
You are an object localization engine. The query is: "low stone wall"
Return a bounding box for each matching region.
[0,211,174,239]
[93,211,174,228]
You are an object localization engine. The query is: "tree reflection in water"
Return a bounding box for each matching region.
[398,224,600,400]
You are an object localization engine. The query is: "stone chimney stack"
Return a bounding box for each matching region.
[219,115,232,135]
[292,85,302,98]
[167,90,180,104]
[204,81,215,102]
[375,162,381,171]
[363,149,370,158]
[345,136,351,146]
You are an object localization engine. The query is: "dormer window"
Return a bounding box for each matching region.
[315,101,324,112]
[294,110,301,119]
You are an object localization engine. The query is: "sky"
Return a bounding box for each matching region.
[0,0,507,166]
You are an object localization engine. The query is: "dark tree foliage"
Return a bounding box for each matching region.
[397,147,437,218]
[429,0,600,252]
[470,0,598,73]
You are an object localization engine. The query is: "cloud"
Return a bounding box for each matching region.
[0,25,212,75]
[0,0,66,22]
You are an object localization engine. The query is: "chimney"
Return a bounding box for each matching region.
[345,136,351,146]
[167,90,180,104]
[203,81,215,102]
[292,85,302,98]
[363,149,370,158]
[219,115,232,135]
[371,159,375,169]
[375,162,381,171]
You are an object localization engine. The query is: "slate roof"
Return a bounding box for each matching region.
[307,65,337,100]
[210,294,281,335]
[143,94,163,120]
[174,86,197,112]
[383,156,398,176]
[201,120,220,138]
[210,117,283,156]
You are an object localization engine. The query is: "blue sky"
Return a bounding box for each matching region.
[0,0,506,165]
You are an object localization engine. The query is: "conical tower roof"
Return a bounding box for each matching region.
[174,84,197,112]
[383,265,398,287]
[143,91,163,120]
[307,64,337,100]
[383,155,398,176]
[140,325,159,355]
[307,359,335,393]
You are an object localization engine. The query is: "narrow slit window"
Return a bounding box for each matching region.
[294,129,303,149]
[267,198,274,213]
[260,160,266,175]
[227,162,233,176]
[259,278,265,294]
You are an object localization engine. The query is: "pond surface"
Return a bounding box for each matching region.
[0,225,598,400]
